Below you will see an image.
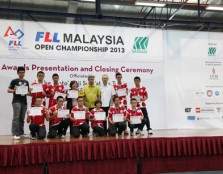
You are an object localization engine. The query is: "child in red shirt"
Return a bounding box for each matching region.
[27,97,49,140]
[89,100,106,137]
[126,98,146,136]
[70,96,89,138]
[108,96,127,136]
[48,96,70,138]
[48,73,65,108]
[30,71,48,107]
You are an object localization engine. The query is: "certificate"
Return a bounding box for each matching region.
[130,116,141,124]
[95,112,106,121]
[29,107,42,116]
[67,90,78,99]
[73,111,86,120]
[117,88,127,97]
[31,84,43,93]
[113,114,124,122]
[57,109,69,118]
[132,96,141,102]
[16,85,28,95]
[54,91,66,99]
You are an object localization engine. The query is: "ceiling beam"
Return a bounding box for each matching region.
[0,7,223,27]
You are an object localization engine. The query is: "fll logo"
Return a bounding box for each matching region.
[4,26,24,47]
[35,32,60,42]
[132,37,149,53]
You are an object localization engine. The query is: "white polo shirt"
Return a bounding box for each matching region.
[100,83,116,107]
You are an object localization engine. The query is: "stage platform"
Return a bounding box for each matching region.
[1,129,223,174]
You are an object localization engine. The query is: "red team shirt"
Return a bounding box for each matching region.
[49,105,66,127]
[126,107,143,122]
[113,83,128,106]
[108,105,126,125]
[31,82,48,106]
[28,106,47,127]
[90,108,105,128]
[48,84,65,108]
[71,106,89,126]
[130,86,148,108]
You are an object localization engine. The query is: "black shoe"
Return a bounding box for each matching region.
[82,134,89,138]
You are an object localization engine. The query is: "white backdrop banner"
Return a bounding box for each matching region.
[0,20,163,62]
[164,30,223,129]
[0,20,165,135]
[1,19,223,135]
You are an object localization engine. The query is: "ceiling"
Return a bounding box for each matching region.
[0,0,223,31]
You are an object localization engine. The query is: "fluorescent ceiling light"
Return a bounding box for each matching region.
[206,5,223,11]
[79,0,95,2]
[135,1,166,7]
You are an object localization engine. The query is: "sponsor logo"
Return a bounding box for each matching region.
[208,47,216,56]
[216,107,221,113]
[215,91,220,96]
[196,107,214,113]
[216,107,223,113]
[196,107,201,113]
[185,108,192,112]
[4,26,24,48]
[187,116,195,120]
[207,90,213,97]
[209,68,218,80]
[132,37,149,53]
[195,90,204,97]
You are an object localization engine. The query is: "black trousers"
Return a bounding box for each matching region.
[71,123,90,138]
[101,106,109,134]
[87,108,94,126]
[140,108,151,130]
[93,125,105,136]
[29,123,46,139]
[48,118,70,138]
[108,122,126,136]
[128,118,147,133]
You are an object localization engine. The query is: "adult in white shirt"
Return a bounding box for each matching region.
[100,74,116,133]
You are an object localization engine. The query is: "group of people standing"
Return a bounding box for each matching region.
[8,66,152,140]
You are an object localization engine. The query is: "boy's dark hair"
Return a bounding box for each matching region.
[130,98,137,103]
[134,76,141,81]
[35,97,42,101]
[52,73,59,78]
[113,95,120,102]
[37,71,45,76]
[56,96,64,101]
[77,96,84,101]
[17,67,25,74]
[115,72,122,77]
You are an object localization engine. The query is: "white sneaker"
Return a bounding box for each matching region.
[31,136,36,140]
[13,135,20,140]
[20,134,30,139]
[148,130,153,135]
[130,132,134,136]
[61,135,65,139]
[138,130,144,136]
